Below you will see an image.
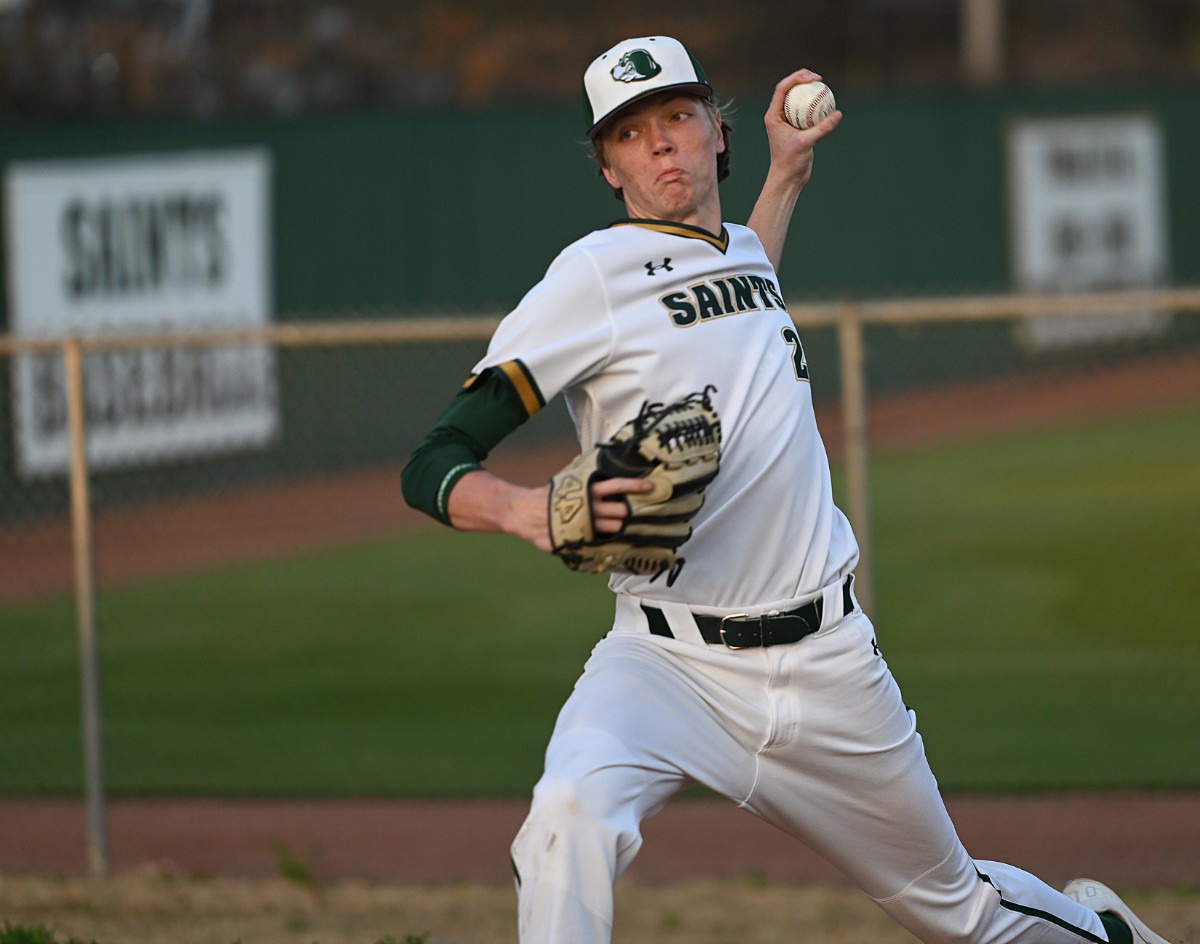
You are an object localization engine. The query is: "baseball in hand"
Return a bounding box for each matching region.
[783,81,836,130]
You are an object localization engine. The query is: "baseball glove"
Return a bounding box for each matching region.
[548,386,721,586]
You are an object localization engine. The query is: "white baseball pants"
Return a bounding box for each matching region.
[510,582,1113,944]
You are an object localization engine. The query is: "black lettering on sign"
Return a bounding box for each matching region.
[31,354,68,438]
[61,192,229,300]
[56,346,272,434]
[1046,144,1134,184]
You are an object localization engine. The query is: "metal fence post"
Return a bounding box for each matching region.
[837,302,875,616]
[65,336,109,877]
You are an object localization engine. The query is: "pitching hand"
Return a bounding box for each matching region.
[763,69,843,190]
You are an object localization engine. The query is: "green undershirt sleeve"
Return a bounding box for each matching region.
[400,363,545,525]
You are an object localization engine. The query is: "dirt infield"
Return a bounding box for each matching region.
[2,349,1200,891]
[3,792,1199,888]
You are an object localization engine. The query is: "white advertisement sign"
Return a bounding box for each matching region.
[1007,114,1170,349]
[5,150,278,478]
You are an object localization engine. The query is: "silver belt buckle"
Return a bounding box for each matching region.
[718,612,755,649]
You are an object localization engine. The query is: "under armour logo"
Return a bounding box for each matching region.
[645,258,673,276]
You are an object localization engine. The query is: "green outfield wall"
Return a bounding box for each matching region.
[2,83,1199,315]
[1,83,1198,520]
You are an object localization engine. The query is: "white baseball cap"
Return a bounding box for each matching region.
[583,36,713,139]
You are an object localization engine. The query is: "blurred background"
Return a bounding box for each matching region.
[2,0,1197,522]
[1,0,1199,880]
[0,0,1198,120]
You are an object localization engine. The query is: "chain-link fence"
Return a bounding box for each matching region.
[7,292,1196,599]
[0,316,591,591]
[2,292,1199,874]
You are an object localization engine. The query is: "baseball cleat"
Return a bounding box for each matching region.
[1063,878,1171,944]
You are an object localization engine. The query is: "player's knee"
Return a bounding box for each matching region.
[526,773,612,837]
[512,773,640,875]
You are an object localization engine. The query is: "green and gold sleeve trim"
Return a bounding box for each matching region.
[473,359,545,418]
[401,365,540,525]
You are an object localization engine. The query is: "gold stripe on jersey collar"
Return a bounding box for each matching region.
[611,219,730,253]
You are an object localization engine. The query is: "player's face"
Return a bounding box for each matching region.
[598,93,725,231]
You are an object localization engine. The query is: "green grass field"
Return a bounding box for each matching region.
[1,401,1197,796]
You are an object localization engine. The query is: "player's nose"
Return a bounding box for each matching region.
[649,120,675,154]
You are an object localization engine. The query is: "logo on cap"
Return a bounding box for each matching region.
[612,49,662,83]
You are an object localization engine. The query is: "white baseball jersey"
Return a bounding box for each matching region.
[486,220,1116,944]
[474,219,859,610]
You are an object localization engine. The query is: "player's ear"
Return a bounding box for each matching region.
[600,163,622,191]
[713,109,726,154]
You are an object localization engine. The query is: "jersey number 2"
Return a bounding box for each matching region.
[781,326,810,381]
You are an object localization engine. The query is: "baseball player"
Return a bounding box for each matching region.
[401,35,1174,944]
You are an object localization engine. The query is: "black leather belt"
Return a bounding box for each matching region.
[641,575,854,650]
